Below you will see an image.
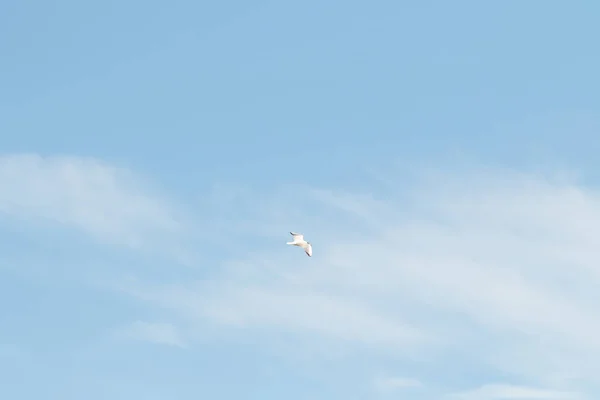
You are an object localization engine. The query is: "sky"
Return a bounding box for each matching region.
[1,0,600,399]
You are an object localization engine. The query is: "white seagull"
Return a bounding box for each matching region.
[287,232,312,257]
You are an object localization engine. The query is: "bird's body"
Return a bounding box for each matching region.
[287,232,312,257]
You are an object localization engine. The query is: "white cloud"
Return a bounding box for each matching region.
[373,376,422,392]
[449,384,584,400]
[115,321,186,348]
[0,153,182,250]
[120,166,600,395]
[128,282,427,351]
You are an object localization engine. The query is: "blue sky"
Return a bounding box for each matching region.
[1,0,600,399]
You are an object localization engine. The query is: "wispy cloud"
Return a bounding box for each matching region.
[127,281,427,351]
[115,321,186,348]
[115,165,600,396]
[3,153,597,396]
[449,384,584,400]
[373,376,422,392]
[0,153,182,251]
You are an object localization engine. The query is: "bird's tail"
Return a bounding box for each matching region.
[286,241,295,245]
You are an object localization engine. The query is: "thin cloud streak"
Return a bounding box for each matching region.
[448,383,584,400]
[115,321,187,348]
[0,153,182,250]
[373,376,422,392]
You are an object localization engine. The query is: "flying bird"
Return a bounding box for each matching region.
[287,231,312,257]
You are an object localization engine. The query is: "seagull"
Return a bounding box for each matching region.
[287,231,312,257]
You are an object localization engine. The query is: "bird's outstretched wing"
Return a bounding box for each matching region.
[290,232,304,241]
[304,243,312,257]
